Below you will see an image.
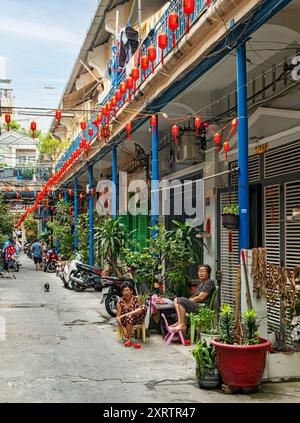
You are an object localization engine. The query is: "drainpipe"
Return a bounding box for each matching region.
[74,177,78,251]
[112,147,117,220]
[151,115,159,238]
[88,165,94,266]
[237,43,250,253]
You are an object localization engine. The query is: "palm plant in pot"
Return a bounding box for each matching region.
[211,305,272,390]
[192,340,221,389]
[222,204,239,229]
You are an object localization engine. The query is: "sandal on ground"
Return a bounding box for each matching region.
[124,340,132,347]
[133,343,141,349]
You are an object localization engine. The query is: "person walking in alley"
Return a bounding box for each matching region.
[31,239,43,271]
[171,265,216,332]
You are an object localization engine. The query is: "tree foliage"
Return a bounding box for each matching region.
[0,194,14,247]
[47,200,73,259]
[38,133,67,161]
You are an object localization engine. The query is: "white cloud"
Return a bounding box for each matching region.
[0,18,79,45]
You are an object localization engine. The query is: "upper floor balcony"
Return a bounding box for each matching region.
[56,0,218,171]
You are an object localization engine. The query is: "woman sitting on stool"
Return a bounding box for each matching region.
[117,281,147,348]
[172,264,216,332]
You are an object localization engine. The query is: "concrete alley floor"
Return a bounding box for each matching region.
[0,255,300,403]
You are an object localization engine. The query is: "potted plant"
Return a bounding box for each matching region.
[192,340,221,389]
[222,204,239,229]
[211,305,272,390]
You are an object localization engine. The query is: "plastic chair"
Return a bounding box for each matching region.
[161,313,185,345]
[118,321,146,343]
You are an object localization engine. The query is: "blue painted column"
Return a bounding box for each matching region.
[112,147,117,219]
[88,165,94,266]
[64,189,68,202]
[74,177,78,251]
[56,238,59,254]
[237,43,250,252]
[151,116,159,238]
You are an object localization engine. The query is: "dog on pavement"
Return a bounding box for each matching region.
[44,282,50,292]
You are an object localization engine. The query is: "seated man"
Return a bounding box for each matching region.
[172,264,216,332]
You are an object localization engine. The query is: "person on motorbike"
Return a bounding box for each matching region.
[4,239,17,271]
[116,281,147,348]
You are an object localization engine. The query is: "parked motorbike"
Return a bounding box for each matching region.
[59,253,83,290]
[24,243,32,259]
[43,249,59,273]
[70,262,103,292]
[101,277,137,317]
[8,257,20,272]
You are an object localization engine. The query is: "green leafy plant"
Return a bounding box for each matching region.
[23,214,38,242]
[219,304,235,344]
[242,309,260,345]
[47,200,73,259]
[222,204,239,215]
[94,217,129,276]
[192,340,216,379]
[0,194,14,247]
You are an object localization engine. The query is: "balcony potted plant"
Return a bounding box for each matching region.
[211,305,272,390]
[192,340,221,389]
[222,204,239,229]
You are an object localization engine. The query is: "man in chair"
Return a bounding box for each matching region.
[171,264,216,332]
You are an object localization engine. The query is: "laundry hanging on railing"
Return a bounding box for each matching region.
[118,26,139,69]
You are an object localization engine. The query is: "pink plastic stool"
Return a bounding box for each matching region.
[161,313,185,345]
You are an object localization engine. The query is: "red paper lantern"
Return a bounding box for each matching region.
[58,193,62,200]
[97,113,103,125]
[206,0,211,7]
[5,113,11,130]
[88,128,94,138]
[120,81,126,95]
[31,121,37,138]
[126,122,132,140]
[195,117,201,136]
[25,187,30,193]
[55,110,62,127]
[5,187,10,193]
[116,89,122,102]
[203,122,209,128]
[102,105,108,117]
[183,0,195,33]
[223,140,230,160]
[132,67,140,92]
[111,96,117,116]
[101,126,111,142]
[148,45,157,74]
[150,115,157,133]
[90,188,95,197]
[172,125,179,144]
[16,193,20,199]
[106,102,112,114]
[79,193,83,201]
[80,121,87,131]
[158,32,168,65]
[126,77,134,101]
[168,11,179,48]
[140,55,149,80]
[231,118,238,134]
[214,132,222,152]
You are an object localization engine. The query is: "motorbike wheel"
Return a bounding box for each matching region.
[105,293,121,317]
[72,271,86,292]
[47,261,57,273]
[13,262,19,272]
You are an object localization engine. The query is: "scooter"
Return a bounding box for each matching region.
[69,262,103,292]
[59,253,83,290]
[43,249,59,273]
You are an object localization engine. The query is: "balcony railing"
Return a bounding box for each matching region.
[57,0,215,171]
[0,166,51,182]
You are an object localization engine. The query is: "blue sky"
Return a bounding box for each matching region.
[0,0,98,131]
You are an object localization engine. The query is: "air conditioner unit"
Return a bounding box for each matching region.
[176,131,204,163]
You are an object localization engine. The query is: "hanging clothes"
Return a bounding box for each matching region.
[118,26,139,69]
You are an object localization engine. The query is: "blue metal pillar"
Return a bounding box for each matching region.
[74,177,78,251]
[237,43,250,252]
[151,116,159,238]
[88,165,94,266]
[112,147,117,219]
[64,189,68,202]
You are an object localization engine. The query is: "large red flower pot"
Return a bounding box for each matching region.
[211,338,272,388]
